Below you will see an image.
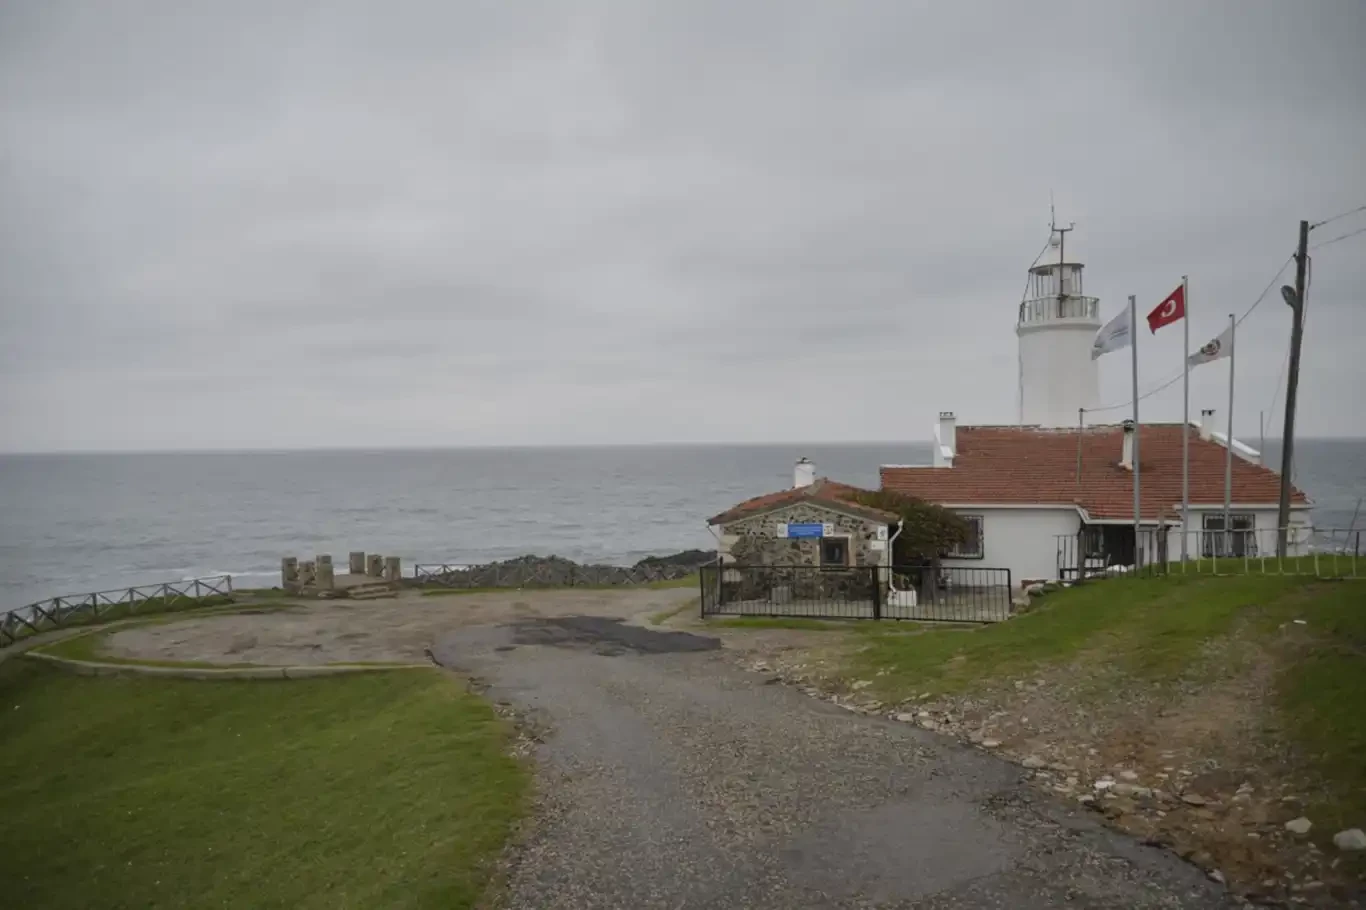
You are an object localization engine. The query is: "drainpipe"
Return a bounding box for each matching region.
[885,519,905,597]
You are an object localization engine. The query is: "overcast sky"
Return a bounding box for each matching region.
[2,0,1364,452]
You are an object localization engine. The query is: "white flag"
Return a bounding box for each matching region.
[1091,308,1132,360]
[1188,323,1233,367]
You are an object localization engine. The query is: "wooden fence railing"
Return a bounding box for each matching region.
[0,575,234,647]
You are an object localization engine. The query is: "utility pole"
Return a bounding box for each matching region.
[1276,220,1309,556]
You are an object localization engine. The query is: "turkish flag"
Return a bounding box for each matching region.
[1147,284,1185,333]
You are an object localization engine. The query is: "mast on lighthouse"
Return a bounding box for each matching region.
[1016,219,1102,426]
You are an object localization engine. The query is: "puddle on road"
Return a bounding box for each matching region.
[507,616,720,656]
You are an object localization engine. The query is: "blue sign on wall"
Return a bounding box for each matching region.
[786,523,825,538]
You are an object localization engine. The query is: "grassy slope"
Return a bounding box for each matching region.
[34,629,265,668]
[0,661,527,910]
[848,574,1366,831]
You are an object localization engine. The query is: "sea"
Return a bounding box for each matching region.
[1,440,1363,612]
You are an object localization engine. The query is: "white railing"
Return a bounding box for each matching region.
[1056,527,1362,580]
[1018,295,1100,326]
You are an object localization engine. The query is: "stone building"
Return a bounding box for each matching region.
[707,461,897,570]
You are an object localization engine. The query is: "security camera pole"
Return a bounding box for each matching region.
[1275,220,1309,557]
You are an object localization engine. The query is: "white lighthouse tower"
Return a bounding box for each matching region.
[1016,224,1102,426]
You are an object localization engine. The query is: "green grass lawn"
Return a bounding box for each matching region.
[848,574,1349,698]
[708,616,858,631]
[0,661,528,910]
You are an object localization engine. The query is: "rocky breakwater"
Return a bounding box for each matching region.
[420,550,716,589]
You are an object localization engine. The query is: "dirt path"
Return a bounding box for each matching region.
[95,587,696,666]
[433,616,1230,909]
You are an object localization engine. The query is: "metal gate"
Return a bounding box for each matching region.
[699,564,1013,623]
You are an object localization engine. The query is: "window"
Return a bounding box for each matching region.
[820,536,848,567]
[1202,513,1257,558]
[946,515,985,559]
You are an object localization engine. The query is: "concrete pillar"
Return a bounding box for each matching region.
[365,554,384,577]
[383,556,401,582]
[316,555,334,590]
[281,556,298,588]
[298,560,316,588]
[349,551,366,575]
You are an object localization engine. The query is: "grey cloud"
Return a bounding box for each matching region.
[1,0,1364,451]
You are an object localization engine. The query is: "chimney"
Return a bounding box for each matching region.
[1199,409,1217,442]
[793,457,815,489]
[1120,419,1136,470]
[934,411,957,467]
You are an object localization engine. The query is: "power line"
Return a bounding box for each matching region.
[1267,343,1290,424]
[1084,372,1185,415]
[1234,255,1294,326]
[1310,223,1366,250]
[1082,255,1294,417]
[1309,203,1366,231]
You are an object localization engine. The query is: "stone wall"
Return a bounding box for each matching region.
[720,503,888,567]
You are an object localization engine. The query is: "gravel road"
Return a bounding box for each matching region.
[432,615,1234,910]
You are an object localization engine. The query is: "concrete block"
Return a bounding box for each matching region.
[349,551,366,574]
[383,556,401,581]
[281,556,298,586]
[315,558,335,590]
[365,554,384,577]
[298,560,316,587]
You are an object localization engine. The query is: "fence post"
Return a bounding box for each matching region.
[870,566,882,620]
[698,568,707,617]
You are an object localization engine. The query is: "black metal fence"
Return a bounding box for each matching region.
[699,564,1013,623]
[0,575,235,647]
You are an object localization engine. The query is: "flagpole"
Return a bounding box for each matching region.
[1223,313,1235,553]
[1130,294,1141,569]
[1181,276,1190,562]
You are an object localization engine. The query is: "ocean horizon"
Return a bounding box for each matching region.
[4,434,1361,458]
[1,438,1362,611]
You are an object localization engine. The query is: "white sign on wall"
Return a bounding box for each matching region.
[774,523,789,538]
[875,526,888,541]
[869,539,887,551]
[821,522,835,537]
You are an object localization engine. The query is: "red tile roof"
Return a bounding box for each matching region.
[880,425,1309,521]
[709,478,898,525]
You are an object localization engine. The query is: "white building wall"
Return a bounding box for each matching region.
[1018,322,1100,427]
[939,507,1081,587]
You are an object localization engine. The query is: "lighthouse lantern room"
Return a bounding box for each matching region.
[1016,225,1103,426]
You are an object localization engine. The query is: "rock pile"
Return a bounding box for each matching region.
[425,550,716,589]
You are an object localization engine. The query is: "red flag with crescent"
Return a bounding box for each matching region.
[1146,284,1185,333]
